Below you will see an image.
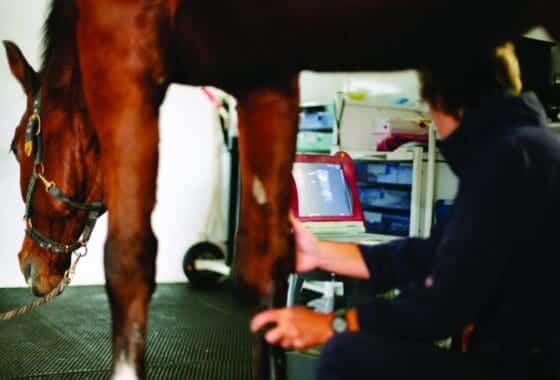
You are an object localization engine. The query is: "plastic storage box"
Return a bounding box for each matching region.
[358,187,411,210]
[296,131,333,153]
[299,106,336,131]
[354,161,412,185]
[363,211,410,236]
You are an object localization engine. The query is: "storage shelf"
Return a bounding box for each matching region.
[342,97,429,114]
[343,148,447,162]
[361,205,411,214]
[356,181,412,189]
[345,150,416,161]
[298,128,334,132]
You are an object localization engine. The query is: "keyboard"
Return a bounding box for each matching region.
[314,232,399,245]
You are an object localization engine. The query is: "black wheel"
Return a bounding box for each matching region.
[183,241,226,289]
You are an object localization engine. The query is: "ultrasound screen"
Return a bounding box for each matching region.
[292,162,353,217]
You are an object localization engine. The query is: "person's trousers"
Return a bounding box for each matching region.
[316,332,534,380]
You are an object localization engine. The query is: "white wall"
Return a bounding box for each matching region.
[0,2,225,287]
[300,70,421,105]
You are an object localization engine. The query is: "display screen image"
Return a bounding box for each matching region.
[293,162,353,217]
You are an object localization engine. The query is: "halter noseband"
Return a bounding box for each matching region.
[23,89,105,255]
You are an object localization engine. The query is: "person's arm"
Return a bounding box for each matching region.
[357,228,443,293]
[290,214,369,277]
[292,214,442,291]
[313,240,371,279]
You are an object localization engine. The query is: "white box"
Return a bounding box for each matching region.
[339,98,430,152]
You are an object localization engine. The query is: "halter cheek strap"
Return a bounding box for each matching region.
[23,89,105,255]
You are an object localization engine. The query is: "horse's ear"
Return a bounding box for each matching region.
[3,40,40,96]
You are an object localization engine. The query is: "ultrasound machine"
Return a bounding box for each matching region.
[287,151,398,311]
[290,151,396,245]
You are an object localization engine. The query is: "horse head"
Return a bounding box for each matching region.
[3,41,104,296]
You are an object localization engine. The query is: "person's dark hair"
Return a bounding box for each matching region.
[419,42,523,118]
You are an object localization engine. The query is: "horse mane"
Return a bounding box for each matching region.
[40,0,78,87]
[40,0,93,150]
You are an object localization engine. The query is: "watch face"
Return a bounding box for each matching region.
[332,316,347,333]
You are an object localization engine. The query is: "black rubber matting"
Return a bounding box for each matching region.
[0,283,253,379]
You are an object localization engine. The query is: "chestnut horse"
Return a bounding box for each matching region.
[4,0,559,379]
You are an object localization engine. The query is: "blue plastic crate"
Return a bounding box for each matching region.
[354,162,412,185]
[299,108,335,131]
[296,131,333,153]
[363,211,410,236]
[359,187,411,210]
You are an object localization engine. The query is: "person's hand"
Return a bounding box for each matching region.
[290,213,321,273]
[251,306,333,350]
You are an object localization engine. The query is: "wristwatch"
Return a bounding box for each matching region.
[331,309,348,334]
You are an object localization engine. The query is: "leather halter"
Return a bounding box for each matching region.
[23,89,105,254]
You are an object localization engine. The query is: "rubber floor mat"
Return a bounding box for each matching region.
[0,284,253,379]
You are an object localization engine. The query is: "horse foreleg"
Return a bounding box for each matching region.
[76,4,167,379]
[84,87,160,380]
[232,76,300,380]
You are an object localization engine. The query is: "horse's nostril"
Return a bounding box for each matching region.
[22,262,32,283]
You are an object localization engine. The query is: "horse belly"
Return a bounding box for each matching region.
[170,0,534,86]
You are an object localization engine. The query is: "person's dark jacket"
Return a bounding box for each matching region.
[358,92,560,375]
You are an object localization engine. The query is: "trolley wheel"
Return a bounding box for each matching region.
[183,241,226,289]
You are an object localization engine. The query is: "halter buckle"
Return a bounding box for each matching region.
[35,164,55,191]
[38,174,55,192]
[63,267,75,282]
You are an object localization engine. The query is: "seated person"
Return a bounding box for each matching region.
[251,42,560,380]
